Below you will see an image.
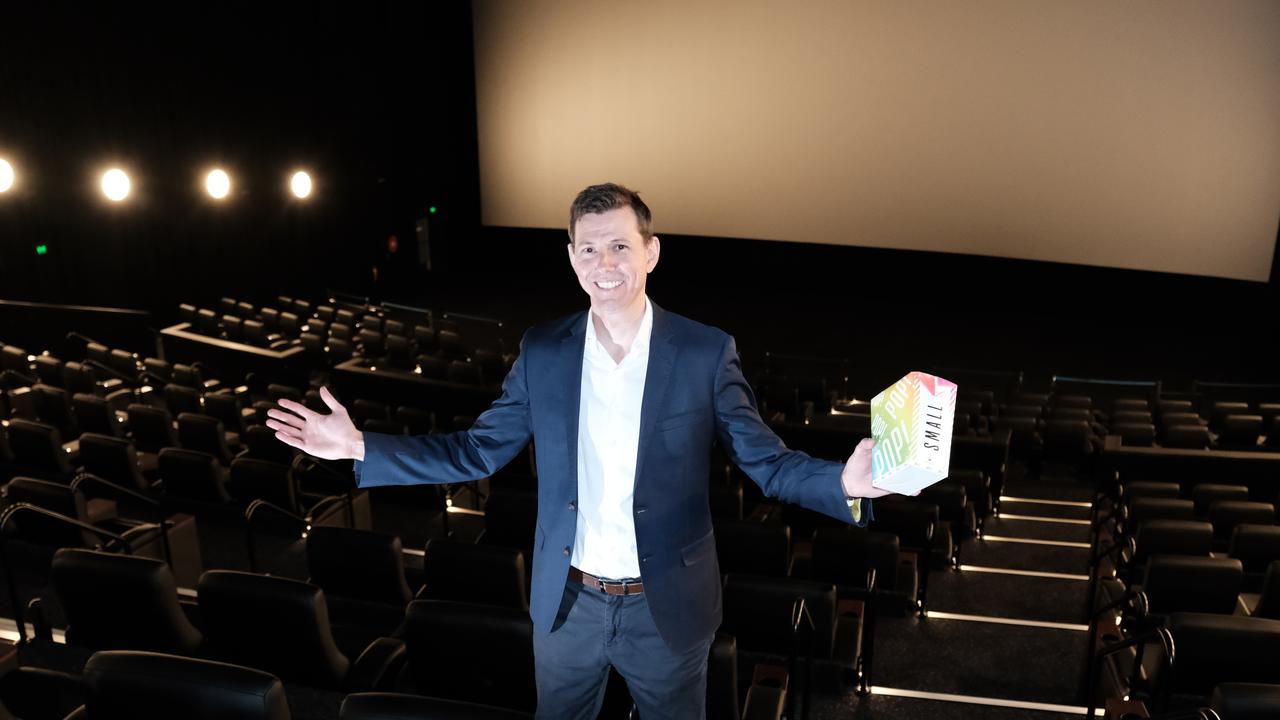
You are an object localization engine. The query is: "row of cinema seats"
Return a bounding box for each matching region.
[180,296,516,386]
[2,530,809,719]
[2,650,534,720]
[1085,469,1280,716]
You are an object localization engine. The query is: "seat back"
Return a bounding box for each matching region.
[158,448,231,504]
[1191,483,1250,518]
[1133,520,1213,566]
[178,412,233,464]
[73,393,125,438]
[79,650,290,720]
[33,384,76,437]
[714,520,790,577]
[197,570,350,689]
[1112,422,1156,446]
[306,526,413,606]
[403,599,535,711]
[243,424,298,465]
[127,403,178,453]
[1210,683,1280,720]
[52,548,202,654]
[163,384,203,417]
[78,433,149,490]
[228,457,297,512]
[1163,425,1210,449]
[1254,560,1280,620]
[1142,555,1243,615]
[721,573,838,660]
[1128,498,1195,531]
[420,539,527,611]
[4,476,90,521]
[1230,524,1280,575]
[1210,501,1276,545]
[810,526,886,591]
[6,419,73,477]
[203,393,245,434]
[1165,613,1280,699]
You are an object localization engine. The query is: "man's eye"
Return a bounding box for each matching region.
[615,244,628,251]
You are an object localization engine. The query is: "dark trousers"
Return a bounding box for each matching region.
[533,578,713,720]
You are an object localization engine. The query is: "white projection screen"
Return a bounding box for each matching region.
[472,0,1280,282]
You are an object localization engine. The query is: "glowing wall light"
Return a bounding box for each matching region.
[0,158,14,193]
[205,168,231,200]
[290,170,312,199]
[101,168,131,202]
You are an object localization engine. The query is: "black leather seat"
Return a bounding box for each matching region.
[5,476,118,527]
[163,383,203,418]
[1192,483,1251,518]
[1126,497,1194,534]
[306,526,414,653]
[1209,501,1276,551]
[419,538,528,611]
[1231,524,1280,592]
[399,599,535,712]
[177,412,237,465]
[1162,425,1210,449]
[6,419,76,482]
[242,424,299,465]
[340,692,533,720]
[197,569,404,691]
[78,433,154,491]
[70,650,290,719]
[1131,520,1213,568]
[714,520,791,577]
[51,548,203,655]
[126,404,178,454]
[1210,682,1280,720]
[1139,555,1243,617]
[72,394,126,439]
[32,383,78,440]
[158,448,231,505]
[0,666,85,720]
[1217,414,1264,448]
[1159,613,1280,711]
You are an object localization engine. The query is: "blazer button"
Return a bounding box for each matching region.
[563,546,571,556]
[568,501,576,511]
[635,506,647,514]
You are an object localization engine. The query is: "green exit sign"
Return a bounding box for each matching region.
[35,244,47,255]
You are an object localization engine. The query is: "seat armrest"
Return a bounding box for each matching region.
[742,684,786,720]
[349,637,407,691]
[1104,698,1149,719]
[751,663,788,693]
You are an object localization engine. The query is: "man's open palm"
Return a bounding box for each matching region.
[266,386,362,460]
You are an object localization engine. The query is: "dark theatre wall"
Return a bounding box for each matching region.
[0,2,1276,383]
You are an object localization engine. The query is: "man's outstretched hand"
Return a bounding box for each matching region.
[841,438,894,499]
[266,386,365,461]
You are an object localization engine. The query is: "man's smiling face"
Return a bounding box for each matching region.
[567,206,660,315]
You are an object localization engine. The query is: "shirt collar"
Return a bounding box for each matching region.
[585,296,653,359]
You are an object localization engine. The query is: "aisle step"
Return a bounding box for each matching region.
[998,497,1093,520]
[983,516,1092,543]
[871,613,1089,707]
[961,536,1090,576]
[926,564,1090,625]
[818,686,1097,719]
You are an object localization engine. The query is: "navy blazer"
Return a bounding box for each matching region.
[354,301,869,654]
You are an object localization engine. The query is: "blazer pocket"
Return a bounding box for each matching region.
[655,410,701,433]
[680,530,716,567]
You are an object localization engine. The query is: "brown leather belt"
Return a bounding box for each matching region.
[568,566,645,596]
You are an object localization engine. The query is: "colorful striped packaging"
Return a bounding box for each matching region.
[870,371,958,495]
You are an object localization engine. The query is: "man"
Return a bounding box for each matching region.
[268,183,893,719]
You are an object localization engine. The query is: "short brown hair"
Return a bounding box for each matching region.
[567,183,653,244]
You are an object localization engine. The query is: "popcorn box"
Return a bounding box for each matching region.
[870,372,958,495]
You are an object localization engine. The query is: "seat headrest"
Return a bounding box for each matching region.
[307,526,412,605]
[1167,613,1280,694]
[82,650,289,720]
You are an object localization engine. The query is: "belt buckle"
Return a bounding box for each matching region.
[618,579,630,596]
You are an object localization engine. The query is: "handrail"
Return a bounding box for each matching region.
[243,499,308,574]
[81,358,137,385]
[71,473,172,568]
[0,503,133,645]
[1083,626,1174,718]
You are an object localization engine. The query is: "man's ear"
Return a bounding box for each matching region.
[646,235,661,272]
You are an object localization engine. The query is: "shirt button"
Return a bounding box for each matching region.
[563,546,571,556]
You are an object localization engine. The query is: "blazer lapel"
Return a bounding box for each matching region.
[559,312,588,492]
[633,302,676,487]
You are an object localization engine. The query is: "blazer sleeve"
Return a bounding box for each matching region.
[712,334,871,527]
[353,333,534,488]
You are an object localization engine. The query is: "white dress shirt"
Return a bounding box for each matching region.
[570,296,653,580]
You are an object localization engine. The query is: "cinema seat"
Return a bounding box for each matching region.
[51,548,202,655]
[1231,525,1280,592]
[1209,501,1275,551]
[197,569,405,692]
[714,520,791,577]
[5,419,76,482]
[71,394,125,440]
[398,600,536,712]
[1156,613,1280,712]
[69,650,290,720]
[126,403,178,454]
[1162,425,1211,449]
[1192,484,1250,518]
[177,412,238,465]
[306,526,414,653]
[1210,683,1280,720]
[419,538,528,611]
